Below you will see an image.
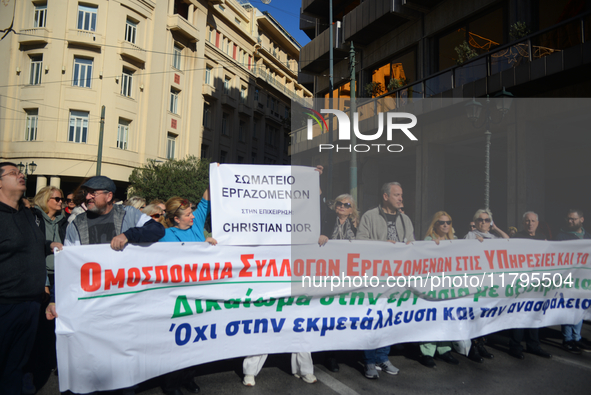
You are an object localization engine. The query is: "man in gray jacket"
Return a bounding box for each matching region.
[356,182,415,243]
[356,182,414,379]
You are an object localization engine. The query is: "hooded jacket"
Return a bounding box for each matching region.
[0,200,47,303]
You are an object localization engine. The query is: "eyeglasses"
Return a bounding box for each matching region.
[335,201,352,209]
[66,198,73,203]
[151,213,162,219]
[1,170,24,178]
[86,190,109,197]
[470,225,476,229]
[437,220,451,225]
[476,218,491,223]
[49,197,64,203]
[173,199,191,217]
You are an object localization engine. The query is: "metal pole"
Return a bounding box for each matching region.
[327,0,334,199]
[484,126,491,210]
[23,164,28,198]
[96,106,105,176]
[349,42,357,203]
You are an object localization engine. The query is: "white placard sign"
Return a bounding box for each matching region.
[210,164,320,245]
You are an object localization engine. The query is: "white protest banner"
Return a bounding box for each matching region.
[55,239,591,393]
[209,164,320,245]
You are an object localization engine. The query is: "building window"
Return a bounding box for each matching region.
[437,7,504,71]
[205,66,212,85]
[222,113,229,136]
[121,68,133,97]
[125,19,137,44]
[77,4,97,32]
[220,150,227,163]
[173,44,182,70]
[203,103,211,127]
[207,26,212,42]
[265,124,278,147]
[224,77,231,95]
[219,5,225,11]
[235,17,241,25]
[170,88,180,114]
[68,110,89,143]
[167,133,176,159]
[253,119,258,139]
[24,109,38,141]
[254,88,259,101]
[73,57,92,88]
[29,55,42,85]
[117,119,130,149]
[240,86,247,104]
[34,4,47,28]
[201,144,208,159]
[284,106,289,119]
[239,121,246,142]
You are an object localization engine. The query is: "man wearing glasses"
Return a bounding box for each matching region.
[64,176,164,249]
[356,182,415,379]
[555,209,591,354]
[0,162,47,394]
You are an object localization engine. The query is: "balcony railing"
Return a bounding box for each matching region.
[254,67,312,107]
[376,10,590,103]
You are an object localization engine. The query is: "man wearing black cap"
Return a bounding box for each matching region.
[64,176,164,249]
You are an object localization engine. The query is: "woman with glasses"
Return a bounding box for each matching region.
[465,208,509,241]
[418,211,460,368]
[318,194,359,246]
[142,204,166,226]
[32,186,68,287]
[160,190,216,244]
[29,186,68,383]
[463,209,508,363]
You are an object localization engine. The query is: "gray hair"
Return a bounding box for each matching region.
[381,182,401,197]
[473,208,493,223]
[522,211,538,221]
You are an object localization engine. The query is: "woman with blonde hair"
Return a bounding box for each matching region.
[424,211,456,243]
[124,196,146,210]
[419,211,459,368]
[142,204,166,226]
[318,193,359,246]
[33,186,67,286]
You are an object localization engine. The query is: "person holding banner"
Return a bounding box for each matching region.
[160,192,216,244]
[419,211,460,368]
[464,208,507,362]
[556,209,591,353]
[356,182,412,379]
[318,193,359,371]
[158,190,215,395]
[319,193,359,246]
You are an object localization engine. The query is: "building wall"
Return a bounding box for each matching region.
[0,0,312,196]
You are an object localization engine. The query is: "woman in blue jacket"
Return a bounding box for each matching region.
[160,189,216,244]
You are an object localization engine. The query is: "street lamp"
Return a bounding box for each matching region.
[17,161,37,197]
[465,87,513,210]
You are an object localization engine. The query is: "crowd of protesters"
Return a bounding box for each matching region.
[1,161,590,395]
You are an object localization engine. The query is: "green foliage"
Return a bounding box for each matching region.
[509,22,530,41]
[454,41,478,64]
[387,77,408,91]
[128,156,210,203]
[365,81,383,97]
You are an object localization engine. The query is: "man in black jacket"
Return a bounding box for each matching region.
[0,162,47,394]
